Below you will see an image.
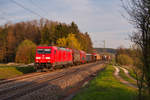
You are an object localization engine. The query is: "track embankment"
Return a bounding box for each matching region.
[0,61,105,100]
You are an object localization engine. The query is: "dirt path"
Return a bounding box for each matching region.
[120,67,136,82]
[113,66,137,89]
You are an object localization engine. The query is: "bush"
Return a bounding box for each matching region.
[15,40,37,64]
[117,54,133,66]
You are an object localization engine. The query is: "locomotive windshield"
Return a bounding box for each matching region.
[37,49,51,54]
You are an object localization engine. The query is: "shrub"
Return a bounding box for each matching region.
[15,40,37,64]
[117,54,133,66]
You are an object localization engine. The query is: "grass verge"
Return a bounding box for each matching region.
[128,68,137,79]
[0,66,35,79]
[72,65,137,100]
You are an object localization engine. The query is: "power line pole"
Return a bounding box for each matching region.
[103,40,106,53]
[103,40,105,48]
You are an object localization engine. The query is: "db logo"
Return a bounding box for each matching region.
[42,55,45,59]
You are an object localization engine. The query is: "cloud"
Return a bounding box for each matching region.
[53,0,134,48]
[90,30,133,48]
[0,0,134,48]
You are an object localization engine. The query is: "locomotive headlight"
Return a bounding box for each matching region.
[36,57,41,59]
[46,57,50,59]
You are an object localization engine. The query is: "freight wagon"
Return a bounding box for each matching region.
[72,49,80,65]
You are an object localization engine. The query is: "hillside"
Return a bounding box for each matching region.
[94,48,116,54]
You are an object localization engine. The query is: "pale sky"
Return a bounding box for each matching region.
[0,0,134,48]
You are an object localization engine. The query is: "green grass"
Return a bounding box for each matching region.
[128,68,137,80]
[119,67,137,85]
[73,65,137,100]
[0,66,35,79]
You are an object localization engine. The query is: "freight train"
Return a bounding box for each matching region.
[34,46,102,71]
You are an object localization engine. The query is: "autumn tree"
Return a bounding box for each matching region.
[40,25,50,45]
[69,22,79,34]
[57,33,81,50]
[66,33,82,50]
[5,26,17,62]
[0,27,8,62]
[15,40,37,64]
[56,37,67,48]
[84,32,93,53]
[76,32,93,53]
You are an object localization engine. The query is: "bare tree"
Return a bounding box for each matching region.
[131,46,145,100]
[122,0,150,99]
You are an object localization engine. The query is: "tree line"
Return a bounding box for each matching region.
[0,18,93,63]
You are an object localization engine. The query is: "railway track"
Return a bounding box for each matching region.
[0,69,80,100]
[0,67,72,87]
[0,72,44,85]
[0,61,104,100]
[0,61,103,86]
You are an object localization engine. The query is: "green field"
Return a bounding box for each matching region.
[0,66,35,79]
[73,65,137,100]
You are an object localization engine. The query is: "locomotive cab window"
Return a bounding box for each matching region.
[37,49,43,54]
[44,49,51,54]
[37,49,51,54]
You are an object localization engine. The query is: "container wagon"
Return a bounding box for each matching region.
[86,54,93,63]
[72,49,80,65]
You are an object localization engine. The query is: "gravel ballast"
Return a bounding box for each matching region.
[0,62,105,100]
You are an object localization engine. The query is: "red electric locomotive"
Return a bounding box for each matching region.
[34,46,72,70]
